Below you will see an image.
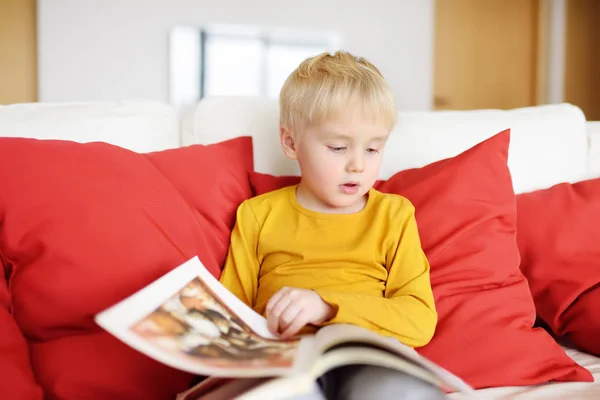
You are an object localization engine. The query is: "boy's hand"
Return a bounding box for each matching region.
[266,287,335,339]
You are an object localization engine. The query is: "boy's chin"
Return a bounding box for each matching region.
[324,192,368,210]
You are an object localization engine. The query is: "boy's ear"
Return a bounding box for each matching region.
[280,126,298,160]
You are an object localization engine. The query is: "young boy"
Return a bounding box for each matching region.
[219,51,444,400]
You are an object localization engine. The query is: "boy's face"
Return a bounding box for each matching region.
[281,112,389,213]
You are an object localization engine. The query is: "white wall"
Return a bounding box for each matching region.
[38,0,435,110]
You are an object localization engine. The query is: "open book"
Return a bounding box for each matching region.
[95,257,475,400]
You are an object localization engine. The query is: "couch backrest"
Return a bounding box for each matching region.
[182,96,590,194]
[0,98,593,195]
[0,101,179,153]
[588,122,600,179]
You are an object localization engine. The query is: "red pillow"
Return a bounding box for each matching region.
[250,130,592,389]
[0,264,43,400]
[0,137,254,400]
[517,178,600,356]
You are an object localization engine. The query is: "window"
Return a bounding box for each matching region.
[203,34,263,97]
[168,25,342,113]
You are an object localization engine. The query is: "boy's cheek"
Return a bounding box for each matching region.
[306,154,337,173]
[369,158,384,173]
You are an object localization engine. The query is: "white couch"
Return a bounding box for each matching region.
[3,98,598,194]
[1,97,600,399]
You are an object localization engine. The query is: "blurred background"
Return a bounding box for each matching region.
[1,0,598,119]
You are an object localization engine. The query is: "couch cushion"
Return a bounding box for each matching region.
[0,101,179,152]
[0,136,253,399]
[249,130,592,389]
[517,177,600,356]
[182,97,589,194]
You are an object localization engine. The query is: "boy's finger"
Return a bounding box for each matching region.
[267,311,280,335]
[265,287,288,316]
[278,303,301,334]
[267,295,292,334]
[280,311,309,339]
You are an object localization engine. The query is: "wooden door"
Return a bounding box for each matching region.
[0,0,38,104]
[564,0,600,121]
[433,0,540,110]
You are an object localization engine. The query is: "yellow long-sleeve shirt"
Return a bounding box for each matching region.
[219,185,437,348]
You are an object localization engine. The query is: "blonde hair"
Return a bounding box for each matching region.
[279,50,397,137]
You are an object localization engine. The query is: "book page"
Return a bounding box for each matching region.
[95,256,309,377]
[313,324,474,394]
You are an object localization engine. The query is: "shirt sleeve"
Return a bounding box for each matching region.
[218,201,261,308]
[313,204,438,348]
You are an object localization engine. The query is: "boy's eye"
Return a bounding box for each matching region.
[328,146,346,152]
[367,148,380,154]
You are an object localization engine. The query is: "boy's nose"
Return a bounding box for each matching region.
[346,155,365,173]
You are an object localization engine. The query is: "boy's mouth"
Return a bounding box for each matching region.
[340,182,360,194]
